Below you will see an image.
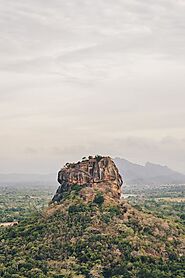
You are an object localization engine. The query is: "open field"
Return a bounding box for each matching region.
[155,197,185,202]
[0,183,185,226]
[0,184,54,223]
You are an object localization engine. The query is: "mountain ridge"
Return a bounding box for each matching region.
[0,158,185,186]
[115,158,185,185]
[0,155,184,277]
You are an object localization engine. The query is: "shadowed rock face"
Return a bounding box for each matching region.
[52,156,123,203]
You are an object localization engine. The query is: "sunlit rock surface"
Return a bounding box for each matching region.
[52,156,123,203]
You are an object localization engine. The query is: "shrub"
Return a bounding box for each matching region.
[93,194,104,205]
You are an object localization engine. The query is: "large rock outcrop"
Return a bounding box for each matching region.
[52,156,123,203]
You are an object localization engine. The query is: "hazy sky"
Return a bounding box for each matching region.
[0,0,185,174]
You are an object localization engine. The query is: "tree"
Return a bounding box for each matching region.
[93,194,104,205]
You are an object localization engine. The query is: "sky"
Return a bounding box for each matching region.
[0,0,185,174]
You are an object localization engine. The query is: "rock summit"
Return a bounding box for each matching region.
[52,156,123,203]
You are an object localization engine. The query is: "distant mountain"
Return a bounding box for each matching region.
[114,158,185,185]
[0,173,57,186]
[1,158,185,187]
[0,155,184,277]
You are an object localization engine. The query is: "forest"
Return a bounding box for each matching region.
[0,183,185,277]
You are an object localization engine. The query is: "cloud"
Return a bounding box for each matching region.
[1,0,185,77]
[0,0,184,173]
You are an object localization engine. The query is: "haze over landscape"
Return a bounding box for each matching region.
[0,0,185,175]
[0,2,185,277]
[1,157,185,186]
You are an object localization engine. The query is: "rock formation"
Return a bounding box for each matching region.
[52,156,123,203]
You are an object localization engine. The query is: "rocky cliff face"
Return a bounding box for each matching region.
[52,156,123,203]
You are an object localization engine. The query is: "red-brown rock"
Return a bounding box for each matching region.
[52,156,123,203]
